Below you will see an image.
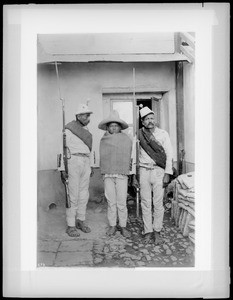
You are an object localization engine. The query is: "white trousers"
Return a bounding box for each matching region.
[66,156,91,226]
[104,176,128,227]
[139,166,165,234]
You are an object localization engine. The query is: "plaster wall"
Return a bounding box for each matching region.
[183,62,195,170]
[160,89,177,163]
[37,61,177,171]
[37,61,196,207]
[38,168,104,209]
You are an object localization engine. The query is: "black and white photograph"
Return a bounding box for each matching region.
[37,32,196,269]
[3,3,230,298]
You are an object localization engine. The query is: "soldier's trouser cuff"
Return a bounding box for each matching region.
[66,217,75,227]
[76,214,85,221]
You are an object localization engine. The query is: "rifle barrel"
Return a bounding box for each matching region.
[55,61,71,209]
[132,68,141,218]
[55,61,62,101]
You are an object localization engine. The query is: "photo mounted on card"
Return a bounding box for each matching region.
[4,3,229,298]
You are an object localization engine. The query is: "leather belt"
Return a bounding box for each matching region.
[140,163,157,170]
[72,153,90,157]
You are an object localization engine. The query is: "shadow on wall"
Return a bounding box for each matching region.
[37,168,104,209]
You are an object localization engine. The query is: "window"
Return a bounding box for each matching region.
[111,100,134,138]
[102,91,163,138]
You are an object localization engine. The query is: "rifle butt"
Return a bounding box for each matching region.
[64,181,71,208]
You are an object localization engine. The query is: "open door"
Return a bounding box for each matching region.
[137,97,161,129]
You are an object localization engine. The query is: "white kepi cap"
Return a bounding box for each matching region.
[76,103,93,115]
[139,106,155,118]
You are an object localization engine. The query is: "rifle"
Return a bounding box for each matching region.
[55,61,71,209]
[181,149,186,174]
[132,68,140,217]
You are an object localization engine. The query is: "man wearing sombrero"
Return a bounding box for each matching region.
[98,110,132,238]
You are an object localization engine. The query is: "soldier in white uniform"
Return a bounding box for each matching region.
[138,107,173,245]
[62,104,94,237]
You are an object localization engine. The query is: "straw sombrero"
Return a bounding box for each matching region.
[98,110,129,131]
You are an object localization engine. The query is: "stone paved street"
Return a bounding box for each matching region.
[37,197,195,268]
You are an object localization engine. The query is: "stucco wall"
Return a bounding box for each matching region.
[38,168,104,209]
[183,62,195,170]
[37,61,177,171]
[160,89,177,162]
[37,60,195,207]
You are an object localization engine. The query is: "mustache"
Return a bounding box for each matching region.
[144,122,155,128]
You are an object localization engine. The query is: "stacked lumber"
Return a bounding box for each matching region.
[171,172,195,244]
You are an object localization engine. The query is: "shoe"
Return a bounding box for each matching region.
[142,232,153,244]
[66,226,80,237]
[120,227,131,238]
[106,226,117,236]
[75,219,91,233]
[153,231,163,245]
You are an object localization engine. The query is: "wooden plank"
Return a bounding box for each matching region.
[102,86,163,96]
[180,32,195,49]
[38,33,175,56]
[175,61,185,175]
[174,32,182,53]
[180,45,195,63]
[38,53,189,64]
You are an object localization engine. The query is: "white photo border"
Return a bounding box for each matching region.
[3,3,229,298]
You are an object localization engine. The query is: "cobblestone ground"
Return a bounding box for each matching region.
[37,198,195,268]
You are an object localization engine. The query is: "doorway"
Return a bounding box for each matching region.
[137,99,152,129]
[137,98,160,129]
[103,92,162,138]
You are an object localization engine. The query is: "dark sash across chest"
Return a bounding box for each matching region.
[65,120,92,151]
[139,128,166,169]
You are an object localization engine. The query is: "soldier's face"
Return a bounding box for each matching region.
[142,113,155,129]
[77,113,91,126]
[107,122,121,134]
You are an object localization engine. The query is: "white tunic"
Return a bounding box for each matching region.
[58,127,94,170]
[139,127,173,175]
[65,128,91,155]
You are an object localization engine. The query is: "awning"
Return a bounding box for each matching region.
[37,33,191,64]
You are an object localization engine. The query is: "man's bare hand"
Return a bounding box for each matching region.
[90,167,94,177]
[132,177,139,190]
[61,171,68,183]
[163,173,170,188]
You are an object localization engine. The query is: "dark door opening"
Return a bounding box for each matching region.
[137,99,152,129]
